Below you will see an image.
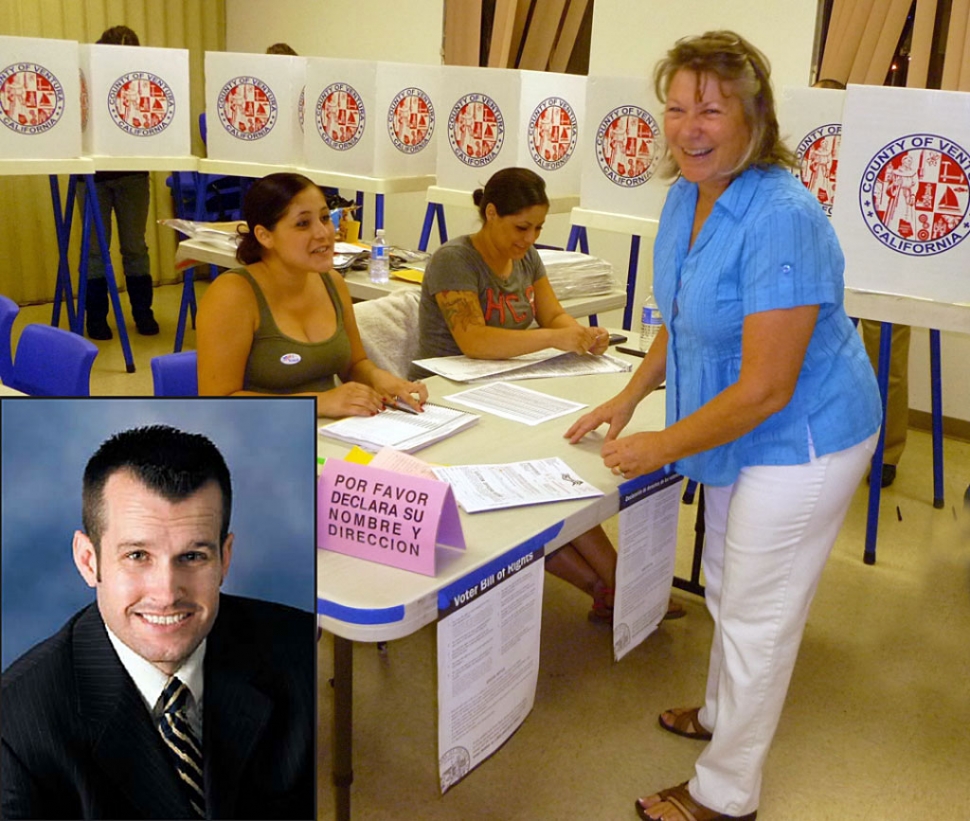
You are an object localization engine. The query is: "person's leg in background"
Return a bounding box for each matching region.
[111,172,158,335]
[862,319,910,486]
[79,178,115,340]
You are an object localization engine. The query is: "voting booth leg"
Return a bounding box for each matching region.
[864,322,893,565]
[174,266,197,353]
[332,636,353,821]
[82,175,136,373]
[673,484,706,597]
[929,330,945,509]
[355,190,365,240]
[566,224,589,255]
[375,193,384,232]
[418,202,448,252]
[49,175,77,332]
[623,235,641,332]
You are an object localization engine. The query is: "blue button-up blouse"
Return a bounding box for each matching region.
[653,165,882,486]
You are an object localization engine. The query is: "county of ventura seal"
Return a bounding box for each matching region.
[796,123,841,215]
[0,62,65,135]
[387,87,434,155]
[859,133,970,257]
[529,97,577,172]
[107,72,176,136]
[439,746,471,792]
[316,83,365,151]
[448,92,504,168]
[596,105,661,187]
[217,76,277,141]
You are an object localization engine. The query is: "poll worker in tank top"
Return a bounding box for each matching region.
[197,173,426,416]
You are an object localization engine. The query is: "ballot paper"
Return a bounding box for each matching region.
[431,457,603,513]
[444,382,586,425]
[319,403,479,453]
[413,349,631,382]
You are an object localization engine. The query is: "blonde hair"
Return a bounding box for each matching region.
[653,30,797,179]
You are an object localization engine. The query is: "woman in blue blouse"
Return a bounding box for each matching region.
[567,31,881,821]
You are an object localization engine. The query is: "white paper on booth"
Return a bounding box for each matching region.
[613,471,682,662]
[437,548,544,793]
[444,381,586,425]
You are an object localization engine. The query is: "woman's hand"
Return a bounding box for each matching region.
[602,431,668,480]
[370,371,429,412]
[553,325,603,355]
[564,391,638,444]
[588,326,610,355]
[316,382,385,418]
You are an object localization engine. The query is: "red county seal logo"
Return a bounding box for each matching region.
[448,92,504,168]
[0,62,65,135]
[387,87,434,155]
[596,105,661,187]
[108,72,175,136]
[528,97,577,172]
[316,83,365,151]
[217,76,277,141]
[860,133,970,257]
[796,123,841,215]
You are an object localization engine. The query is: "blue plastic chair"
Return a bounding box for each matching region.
[151,350,198,396]
[9,324,98,396]
[0,294,19,385]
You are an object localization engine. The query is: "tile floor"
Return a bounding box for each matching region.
[9,285,970,820]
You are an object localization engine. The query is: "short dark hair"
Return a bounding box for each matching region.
[81,425,232,556]
[97,26,140,46]
[236,172,323,264]
[653,30,797,178]
[266,42,298,56]
[472,167,549,221]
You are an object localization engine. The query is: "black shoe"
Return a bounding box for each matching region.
[880,464,897,488]
[133,311,160,336]
[85,278,113,340]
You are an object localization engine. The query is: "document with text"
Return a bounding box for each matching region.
[444,381,586,426]
[318,403,479,453]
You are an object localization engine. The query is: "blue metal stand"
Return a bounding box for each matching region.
[49,175,78,331]
[417,202,448,251]
[929,329,944,509]
[864,321,893,565]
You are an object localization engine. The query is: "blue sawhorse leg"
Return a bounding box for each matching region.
[174,265,198,354]
[864,320,893,565]
[418,202,448,252]
[566,224,589,254]
[80,173,136,373]
[374,193,384,231]
[50,175,78,331]
[355,190,365,238]
[929,329,944,509]
[566,225,640,329]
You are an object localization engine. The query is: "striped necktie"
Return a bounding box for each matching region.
[157,676,205,818]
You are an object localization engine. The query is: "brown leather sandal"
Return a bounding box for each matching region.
[658,707,712,741]
[635,781,757,820]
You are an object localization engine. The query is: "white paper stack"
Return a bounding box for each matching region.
[537,249,617,298]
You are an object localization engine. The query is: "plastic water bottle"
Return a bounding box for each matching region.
[639,290,663,352]
[368,228,389,284]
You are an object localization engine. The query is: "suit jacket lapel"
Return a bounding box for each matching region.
[73,605,193,819]
[202,601,274,819]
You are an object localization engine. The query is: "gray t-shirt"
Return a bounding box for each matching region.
[411,235,546,377]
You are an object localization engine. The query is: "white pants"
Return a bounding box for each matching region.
[689,433,878,816]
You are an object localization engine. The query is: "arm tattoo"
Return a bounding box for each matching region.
[438,291,483,334]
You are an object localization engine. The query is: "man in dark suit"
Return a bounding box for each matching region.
[1,425,315,819]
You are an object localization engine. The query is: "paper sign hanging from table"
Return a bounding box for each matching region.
[318,458,464,576]
[831,84,970,305]
[436,542,544,793]
[613,469,682,662]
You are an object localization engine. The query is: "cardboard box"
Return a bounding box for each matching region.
[0,35,81,159]
[579,75,668,220]
[79,43,190,158]
[303,58,439,178]
[204,51,304,166]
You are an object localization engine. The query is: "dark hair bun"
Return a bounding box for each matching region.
[472,188,485,207]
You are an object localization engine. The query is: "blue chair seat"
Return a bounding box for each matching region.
[151,350,198,396]
[9,324,98,396]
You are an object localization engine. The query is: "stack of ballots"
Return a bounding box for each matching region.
[538,250,617,299]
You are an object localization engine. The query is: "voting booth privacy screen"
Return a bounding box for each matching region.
[0,36,82,160]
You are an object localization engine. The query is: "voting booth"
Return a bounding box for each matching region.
[778,86,846,217]
[578,75,668,220]
[303,58,439,178]
[0,35,81,159]
[79,43,190,157]
[436,66,585,197]
[204,51,304,166]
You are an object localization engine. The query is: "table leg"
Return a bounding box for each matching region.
[929,329,944,509]
[333,635,354,821]
[49,175,77,331]
[864,321,893,565]
[673,484,706,596]
[81,174,136,373]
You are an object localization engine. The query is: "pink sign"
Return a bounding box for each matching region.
[318,460,465,576]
